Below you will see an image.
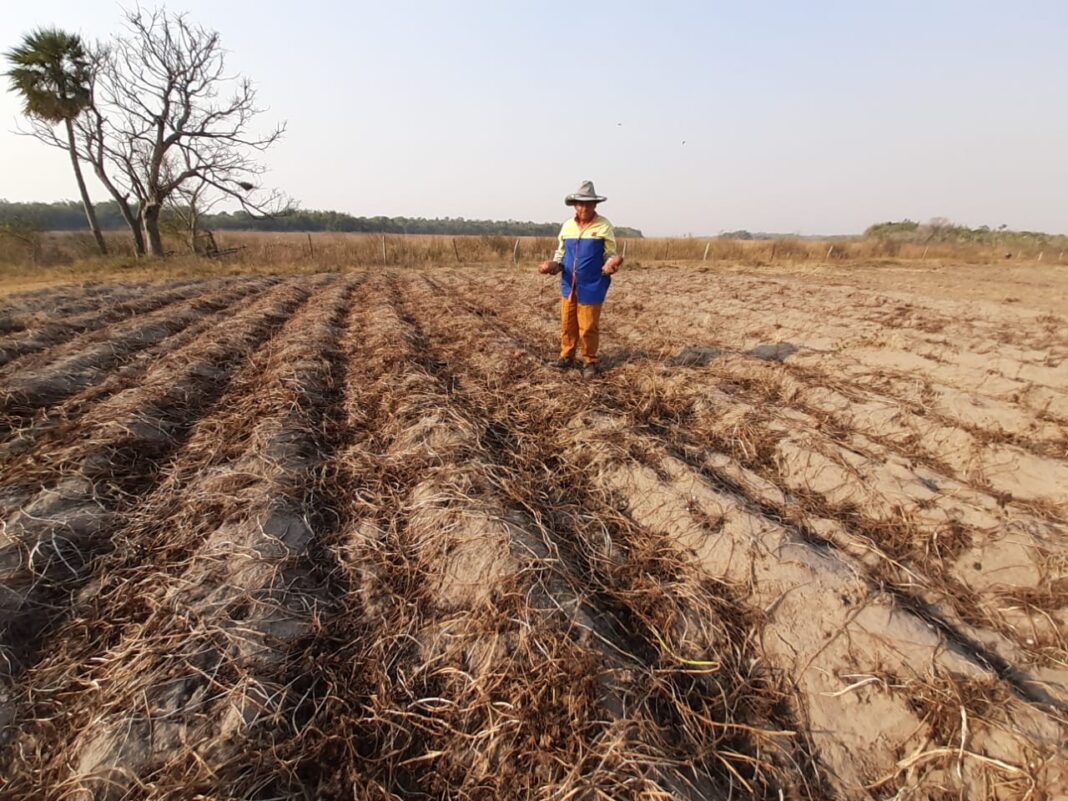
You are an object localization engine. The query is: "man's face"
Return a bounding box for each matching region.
[573,201,597,224]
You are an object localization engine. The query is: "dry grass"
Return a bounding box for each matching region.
[3,230,1067,299]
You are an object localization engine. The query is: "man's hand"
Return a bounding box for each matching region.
[602,255,623,275]
[538,260,562,275]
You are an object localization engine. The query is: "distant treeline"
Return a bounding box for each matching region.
[0,200,644,238]
[715,230,848,241]
[865,219,1068,249]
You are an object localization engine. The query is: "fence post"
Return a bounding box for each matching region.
[622,240,628,259]
[703,242,711,261]
[381,235,386,264]
[921,246,929,260]
[513,239,520,265]
[306,233,314,258]
[826,245,834,261]
[1037,251,1043,262]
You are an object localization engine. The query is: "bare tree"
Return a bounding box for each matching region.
[79,79,147,256]
[88,8,289,257]
[161,144,251,254]
[161,173,212,254]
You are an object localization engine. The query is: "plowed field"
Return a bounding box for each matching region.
[0,266,1065,800]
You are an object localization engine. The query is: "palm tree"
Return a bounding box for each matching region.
[5,28,107,254]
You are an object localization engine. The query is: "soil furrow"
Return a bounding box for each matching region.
[610,272,1068,452]
[206,275,796,800]
[0,279,315,688]
[439,270,1068,498]
[653,390,1068,681]
[0,276,351,800]
[441,274,1068,674]
[624,270,1068,407]
[416,274,1067,800]
[0,280,193,325]
[0,278,279,457]
[704,356,1068,504]
[0,278,269,429]
[0,281,167,334]
[1,268,1064,801]
[429,274,1068,653]
[0,278,210,370]
[394,277,826,799]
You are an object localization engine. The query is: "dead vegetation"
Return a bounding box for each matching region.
[0,266,1065,800]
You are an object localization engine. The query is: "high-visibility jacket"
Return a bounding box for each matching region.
[553,215,617,304]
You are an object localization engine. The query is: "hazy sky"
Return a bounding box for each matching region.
[1,1,1066,236]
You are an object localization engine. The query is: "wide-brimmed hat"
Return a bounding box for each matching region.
[565,180,607,206]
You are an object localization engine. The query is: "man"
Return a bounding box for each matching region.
[538,180,624,378]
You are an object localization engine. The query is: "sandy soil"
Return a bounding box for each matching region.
[0,263,1065,800]
[751,259,1068,315]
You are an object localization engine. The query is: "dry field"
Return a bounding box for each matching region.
[0,263,1065,800]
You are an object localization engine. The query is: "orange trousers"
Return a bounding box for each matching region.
[560,298,603,364]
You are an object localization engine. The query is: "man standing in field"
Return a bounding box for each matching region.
[538,180,624,378]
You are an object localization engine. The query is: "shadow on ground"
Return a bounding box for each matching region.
[748,342,799,362]
[594,342,800,371]
[666,346,723,367]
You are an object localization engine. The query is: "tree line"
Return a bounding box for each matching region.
[865,219,1068,249]
[0,200,644,239]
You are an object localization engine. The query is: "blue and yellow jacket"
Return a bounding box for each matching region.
[553,215,617,304]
